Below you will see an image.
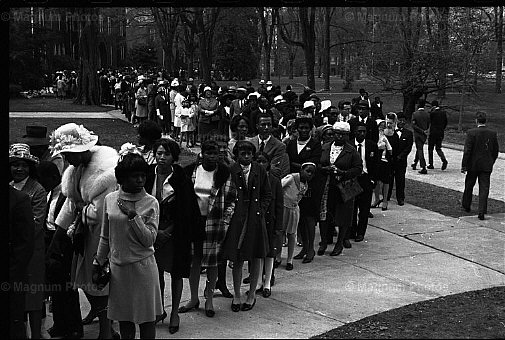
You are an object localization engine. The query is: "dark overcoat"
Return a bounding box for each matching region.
[223,161,272,261]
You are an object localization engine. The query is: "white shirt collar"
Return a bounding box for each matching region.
[259,135,271,145]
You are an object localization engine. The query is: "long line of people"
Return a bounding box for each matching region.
[11,84,438,339]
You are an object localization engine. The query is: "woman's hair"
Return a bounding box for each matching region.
[201,139,220,153]
[232,140,256,157]
[152,138,180,162]
[138,120,162,143]
[230,114,249,133]
[115,153,149,185]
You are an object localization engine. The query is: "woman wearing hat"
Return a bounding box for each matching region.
[318,121,362,256]
[285,114,323,264]
[49,123,119,339]
[9,143,47,339]
[135,79,148,126]
[198,86,221,141]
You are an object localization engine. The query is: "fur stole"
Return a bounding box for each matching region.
[61,146,119,203]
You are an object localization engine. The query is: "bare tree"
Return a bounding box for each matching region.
[180,7,221,85]
[495,6,503,94]
[278,7,317,89]
[151,7,181,74]
[257,7,278,81]
[74,8,99,106]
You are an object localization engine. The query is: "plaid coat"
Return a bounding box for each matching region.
[185,162,237,268]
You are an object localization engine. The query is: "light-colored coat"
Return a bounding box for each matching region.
[56,146,119,296]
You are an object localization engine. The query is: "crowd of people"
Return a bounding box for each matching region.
[9,79,499,339]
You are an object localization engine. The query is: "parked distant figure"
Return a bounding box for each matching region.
[461,112,499,220]
[427,100,448,170]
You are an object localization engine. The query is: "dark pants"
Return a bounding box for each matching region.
[462,171,491,214]
[413,135,427,168]
[428,134,447,166]
[388,164,407,202]
[10,289,26,338]
[51,287,82,335]
[298,214,317,256]
[349,174,374,239]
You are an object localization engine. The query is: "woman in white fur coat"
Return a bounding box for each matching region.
[50,123,119,339]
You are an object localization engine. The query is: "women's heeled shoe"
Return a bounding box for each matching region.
[178,301,200,313]
[205,299,215,318]
[155,310,167,324]
[241,298,257,311]
[168,314,180,334]
[371,199,383,208]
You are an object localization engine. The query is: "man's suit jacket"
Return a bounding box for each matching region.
[285,137,323,173]
[390,128,414,167]
[352,139,379,183]
[462,126,499,173]
[429,108,448,136]
[230,98,246,119]
[370,101,384,120]
[247,135,290,178]
[348,116,379,143]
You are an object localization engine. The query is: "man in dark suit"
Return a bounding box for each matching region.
[411,98,430,174]
[246,112,290,179]
[9,186,35,339]
[387,112,414,205]
[283,85,298,105]
[461,111,499,220]
[347,123,379,244]
[229,87,247,120]
[370,96,385,120]
[427,100,448,170]
[348,100,379,143]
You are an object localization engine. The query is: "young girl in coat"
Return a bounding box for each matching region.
[281,162,316,271]
[179,98,195,148]
[256,151,283,297]
[223,140,272,312]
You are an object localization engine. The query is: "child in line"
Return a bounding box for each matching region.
[256,151,283,297]
[179,98,196,148]
[281,162,316,271]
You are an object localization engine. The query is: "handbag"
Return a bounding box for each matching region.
[92,255,111,291]
[72,209,88,256]
[336,177,363,202]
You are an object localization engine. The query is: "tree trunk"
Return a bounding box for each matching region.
[199,35,212,84]
[288,55,295,79]
[437,7,449,98]
[495,6,503,94]
[402,92,421,121]
[299,7,316,90]
[323,7,331,90]
[264,48,271,81]
[74,8,99,106]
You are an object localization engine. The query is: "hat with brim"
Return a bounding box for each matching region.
[9,143,39,164]
[22,125,49,146]
[274,95,285,105]
[203,86,212,93]
[237,87,247,93]
[320,100,332,112]
[357,100,370,109]
[49,123,98,157]
[248,92,260,100]
[303,100,315,109]
[317,124,334,135]
[222,93,235,101]
[332,121,350,133]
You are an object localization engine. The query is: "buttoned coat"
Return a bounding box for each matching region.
[285,137,323,173]
[462,126,499,173]
[223,161,272,262]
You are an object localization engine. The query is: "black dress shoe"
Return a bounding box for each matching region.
[462,206,471,213]
[398,200,405,206]
[302,254,314,263]
[66,331,84,339]
[262,288,271,298]
[242,276,251,284]
[478,213,485,220]
[293,251,306,260]
[255,286,264,294]
[273,259,282,268]
[411,163,417,170]
[241,298,256,311]
[441,161,448,170]
[330,245,343,256]
[178,301,200,313]
[427,164,434,169]
[343,239,352,248]
[155,310,167,324]
[82,310,99,325]
[231,301,241,312]
[355,235,364,242]
[286,263,293,271]
[418,168,428,174]
[317,245,327,256]
[216,282,233,298]
[369,212,374,218]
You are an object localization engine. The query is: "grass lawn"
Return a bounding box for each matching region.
[312,286,505,339]
[9,97,112,112]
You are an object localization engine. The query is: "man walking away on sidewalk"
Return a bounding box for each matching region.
[428,100,448,170]
[411,99,430,174]
[461,111,499,220]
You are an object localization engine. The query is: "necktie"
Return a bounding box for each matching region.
[357,143,362,157]
[361,118,365,123]
[259,141,265,153]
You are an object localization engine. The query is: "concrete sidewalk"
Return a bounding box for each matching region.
[48,204,503,339]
